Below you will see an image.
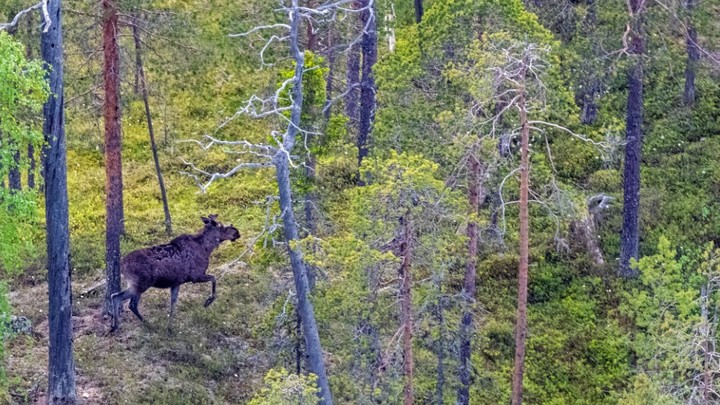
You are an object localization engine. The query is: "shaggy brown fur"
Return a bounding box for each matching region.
[111,214,240,331]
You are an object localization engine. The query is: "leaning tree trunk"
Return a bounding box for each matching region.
[357,0,377,183]
[103,0,124,314]
[619,0,645,278]
[280,2,333,403]
[399,213,415,405]
[42,1,77,402]
[132,23,172,235]
[458,152,483,404]
[683,0,699,106]
[511,84,531,405]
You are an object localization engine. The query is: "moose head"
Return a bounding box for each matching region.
[201,214,240,245]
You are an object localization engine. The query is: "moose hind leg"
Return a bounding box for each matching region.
[195,274,216,308]
[110,289,133,331]
[129,294,144,322]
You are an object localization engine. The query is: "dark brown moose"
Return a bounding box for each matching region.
[111,214,240,331]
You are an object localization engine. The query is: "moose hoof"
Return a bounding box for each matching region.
[203,296,216,308]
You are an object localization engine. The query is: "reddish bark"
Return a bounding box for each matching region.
[102,0,124,315]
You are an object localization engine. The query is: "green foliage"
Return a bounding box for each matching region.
[248,368,320,405]
[0,32,47,273]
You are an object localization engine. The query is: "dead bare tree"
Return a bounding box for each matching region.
[181,2,379,403]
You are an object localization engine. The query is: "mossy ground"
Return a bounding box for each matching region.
[6,96,283,404]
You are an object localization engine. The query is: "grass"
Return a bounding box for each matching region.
[5,87,290,403]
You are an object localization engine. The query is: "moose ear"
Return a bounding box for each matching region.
[201,216,211,224]
[209,214,218,220]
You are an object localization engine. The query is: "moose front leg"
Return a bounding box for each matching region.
[168,285,180,331]
[194,274,216,307]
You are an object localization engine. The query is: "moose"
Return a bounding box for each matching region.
[111,214,240,331]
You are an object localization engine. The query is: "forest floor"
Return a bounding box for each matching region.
[6,260,276,404]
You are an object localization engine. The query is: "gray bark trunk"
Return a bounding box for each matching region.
[279,3,333,403]
[619,0,645,278]
[683,0,699,106]
[357,0,377,183]
[42,1,77,402]
[133,23,172,235]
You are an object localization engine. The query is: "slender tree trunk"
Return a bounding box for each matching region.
[9,149,21,190]
[511,86,530,405]
[357,0,377,183]
[5,13,21,192]
[399,213,414,405]
[458,152,483,404]
[619,0,645,278]
[323,25,335,122]
[414,0,423,23]
[700,285,713,401]
[133,23,172,235]
[579,0,600,125]
[28,14,36,189]
[345,2,361,139]
[280,3,333,403]
[103,0,124,314]
[28,143,35,189]
[42,1,77,402]
[435,293,445,405]
[683,0,699,106]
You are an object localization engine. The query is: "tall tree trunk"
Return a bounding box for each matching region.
[399,213,414,405]
[357,0,377,183]
[700,284,713,401]
[42,1,77,402]
[323,25,335,122]
[458,152,483,404]
[683,0,699,106]
[414,0,423,23]
[578,0,600,125]
[435,292,445,405]
[133,23,172,235]
[619,0,645,278]
[511,85,530,405]
[281,3,333,403]
[103,0,124,314]
[28,13,36,189]
[345,2,361,142]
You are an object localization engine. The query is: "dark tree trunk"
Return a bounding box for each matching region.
[103,0,124,314]
[511,87,530,405]
[9,149,21,190]
[399,213,414,405]
[458,152,484,404]
[414,0,423,23]
[619,0,645,278]
[345,2,361,138]
[578,0,600,125]
[282,3,333,403]
[42,1,77,402]
[684,0,699,106]
[133,23,172,235]
[28,143,35,189]
[357,0,377,183]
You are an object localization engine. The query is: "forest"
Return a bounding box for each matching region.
[1,0,720,403]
